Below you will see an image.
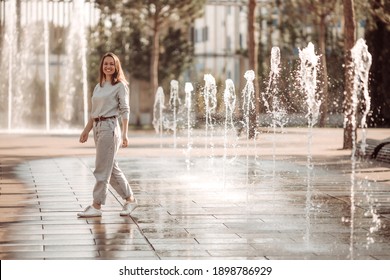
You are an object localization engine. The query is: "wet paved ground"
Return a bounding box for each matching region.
[0,128,390,260]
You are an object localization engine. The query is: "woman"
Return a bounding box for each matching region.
[78,52,137,217]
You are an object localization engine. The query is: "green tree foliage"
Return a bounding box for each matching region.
[159,27,195,87]
[88,0,123,90]
[86,0,389,128]
[125,0,204,94]
[258,0,344,119]
[127,26,195,88]
[89,0,205,93]
[127,28,150,81]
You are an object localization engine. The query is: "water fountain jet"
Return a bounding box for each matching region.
[349,38,373,258]
[298,42,321,245]
[152,86,165,147]
[351,38,372,157]
[262,47,288,162]
[184,82,194,168]
[0,0,89,132]
[223,79,237,161]
[241,70,256,144]
[202,74,217,156]
[169,80,180,149]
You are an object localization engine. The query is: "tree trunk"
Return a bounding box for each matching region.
[343,0,356,149]
[150,16,160,103]
[366,18,390,127]
[318,14,329,127]
[247,0,258,139]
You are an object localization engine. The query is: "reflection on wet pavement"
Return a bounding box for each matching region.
[1,155,390,260]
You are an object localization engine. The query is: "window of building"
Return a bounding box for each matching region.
[202,26,208,42]
[194,29,198,43]
[194,26,208,43]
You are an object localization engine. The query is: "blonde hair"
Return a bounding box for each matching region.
[99,52,129,86]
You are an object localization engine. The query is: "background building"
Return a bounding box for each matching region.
[192,0,248,89]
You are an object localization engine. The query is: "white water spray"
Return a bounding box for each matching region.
[349,38,372,258]
[185,82,194,168]
[241,70,256,142]
[55,0,89,128]
[223,79,237,157]
[202,74,217,152]
[351,38,372,156]
[3,1,18,129]
[6,33,13,131]
[0,0,90,131]
[222,79,237,189]
[152,86,165,147]
[262,47,288,160]
[169,80,180,148]
[43,0,50,131]
[299,42,321,168]
[299,42,321,245]
[241,70,256,209]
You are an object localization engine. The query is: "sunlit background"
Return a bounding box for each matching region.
[0,0,389,134]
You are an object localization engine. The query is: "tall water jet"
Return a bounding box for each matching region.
[3,2,16,130]
[350,39,379,250]
[6,29,13,130]
[202,74,217,154]
[0,0,90,131]
[222,79,237,189]
[261,47,288,161]
[57,0,89,129]
[223,79,237,160]
[261,47,288,203]
[241,70,256,143]
[1,0,32,130]
[43,0,50,131]
[80,0,89,128]
[169,80,180,148]
[152,86,165,147]
[347,38,372,258]
[241,70,256,207]
[298,42,320,245]
[299,42,321,168]
[351,38,372,156]
[184,82,194,168]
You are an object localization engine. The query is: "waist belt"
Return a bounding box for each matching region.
[94,115,117,122]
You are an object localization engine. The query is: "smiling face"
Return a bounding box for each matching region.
[102,56,116,81]
[98,52,127,86]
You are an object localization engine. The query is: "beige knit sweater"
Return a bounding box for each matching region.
[90,81,130,120]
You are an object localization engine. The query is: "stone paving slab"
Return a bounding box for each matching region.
[1,128,390,260]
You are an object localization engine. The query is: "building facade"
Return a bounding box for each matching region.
[191,0,250,90]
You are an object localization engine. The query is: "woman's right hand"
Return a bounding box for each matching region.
[79,117,94,143]
[79,130,89,143]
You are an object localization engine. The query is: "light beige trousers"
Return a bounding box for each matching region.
[92,118,133,205]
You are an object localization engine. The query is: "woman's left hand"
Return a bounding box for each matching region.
[122,136,128,148]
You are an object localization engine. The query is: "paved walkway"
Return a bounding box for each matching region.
[0,128,389,260]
